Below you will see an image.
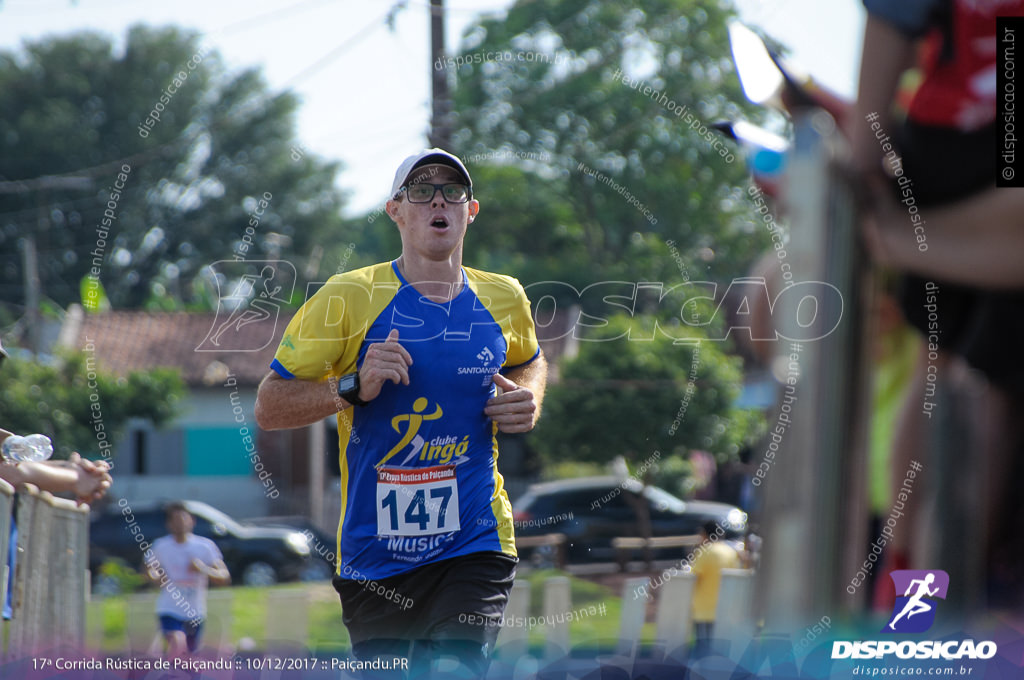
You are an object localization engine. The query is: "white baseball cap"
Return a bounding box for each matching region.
[390,148,473,199]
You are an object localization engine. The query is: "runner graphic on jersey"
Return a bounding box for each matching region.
[377,397,443,467]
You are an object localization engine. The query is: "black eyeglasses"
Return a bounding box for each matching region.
[395,183,471,204]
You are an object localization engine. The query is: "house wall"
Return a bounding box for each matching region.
[112,387,257,474]
[106,386,278,517]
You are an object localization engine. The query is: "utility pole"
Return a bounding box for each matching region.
[0,175,94,355]
[22,234,41,356]
[428,0,452,148]
[308,418,326,529]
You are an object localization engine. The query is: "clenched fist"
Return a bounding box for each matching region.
[357,329,414,402]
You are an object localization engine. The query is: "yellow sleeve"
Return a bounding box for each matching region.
[465,269,540,369]
[271,264,399,380]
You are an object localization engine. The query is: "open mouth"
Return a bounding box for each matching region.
[429,216,450,229]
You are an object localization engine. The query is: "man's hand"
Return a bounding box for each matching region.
[358,329,413,402]
[485,373,538,433]
[858,174,916,271]
[66,453,112,505]
[191,557,231,585]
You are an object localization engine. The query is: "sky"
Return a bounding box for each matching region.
[0,0,865,216]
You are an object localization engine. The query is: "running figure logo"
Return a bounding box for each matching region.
[196,260,295,352]
[376,397,443,468]
[882,570,949,634]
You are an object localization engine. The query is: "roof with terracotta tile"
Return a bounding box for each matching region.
[68,307,291,387]
[64,303,576,388]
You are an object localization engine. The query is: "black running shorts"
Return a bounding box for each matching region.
[332,551,517,675]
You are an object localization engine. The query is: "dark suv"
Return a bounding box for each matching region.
[512,476,747,564]
[89,500,317,589]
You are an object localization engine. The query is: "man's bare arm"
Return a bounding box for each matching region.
[867,186,1024,288]
[485,350,548,433]
[254,372,343,431]
[0,454,112,504]
[848,14,915,175]
[505,351,548,412]
[193,558,231,586]
[255,330,413,431]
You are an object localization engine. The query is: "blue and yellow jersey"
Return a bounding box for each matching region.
[270,261,540,579]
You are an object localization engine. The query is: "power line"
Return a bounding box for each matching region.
[0,1,408,191]
[210,0,342,38]
[281,9,394,89]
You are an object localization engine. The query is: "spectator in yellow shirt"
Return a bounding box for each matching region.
[691,520,740,647]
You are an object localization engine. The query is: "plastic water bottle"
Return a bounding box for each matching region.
[1,434,54,463]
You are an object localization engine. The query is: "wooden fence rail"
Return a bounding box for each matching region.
[3,482,91,660]
[0,485,756,665]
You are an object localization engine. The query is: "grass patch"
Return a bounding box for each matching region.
[85,572,637,654]
[518,569,624,651]
[86,583,346,653]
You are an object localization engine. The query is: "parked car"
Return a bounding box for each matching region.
[89,500,317,589]
[512,476,747,564]
[241,514,336,581]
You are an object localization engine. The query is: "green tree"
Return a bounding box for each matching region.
[535,313,759,470]
[0,350,183,461]
[445,0,773,291]
[0,26,349,310]
[534,312,761,539]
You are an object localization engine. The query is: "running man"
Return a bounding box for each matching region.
[255,149,547,677]
[146,502,231,658]
[888,572,939,630]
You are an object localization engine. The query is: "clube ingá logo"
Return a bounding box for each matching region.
[882,569,949,634]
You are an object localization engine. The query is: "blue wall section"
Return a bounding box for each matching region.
[186,427,251,475]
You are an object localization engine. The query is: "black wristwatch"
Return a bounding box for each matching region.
[336,372,369,407]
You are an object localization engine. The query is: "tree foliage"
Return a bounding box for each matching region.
[0,351,184,461]
[447,0,772,291]
[0,26,349,310]
[534,314,760,468]
[436,1,772,474]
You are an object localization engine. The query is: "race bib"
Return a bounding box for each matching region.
[376,465,460,536]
